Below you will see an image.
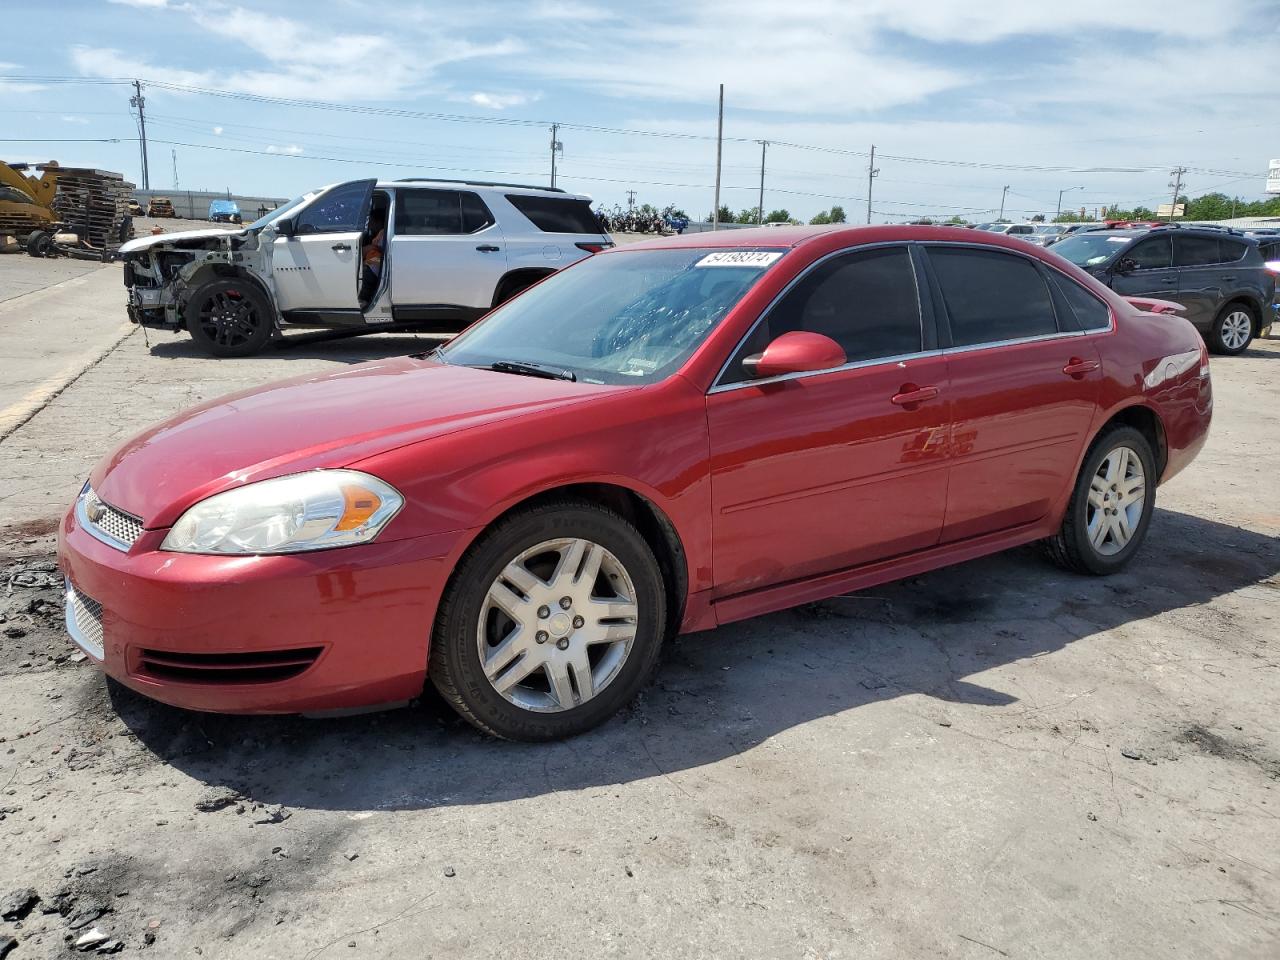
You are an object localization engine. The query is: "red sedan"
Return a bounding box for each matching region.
[58,226,1212,740]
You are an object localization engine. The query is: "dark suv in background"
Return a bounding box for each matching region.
[1051,226,1275,354]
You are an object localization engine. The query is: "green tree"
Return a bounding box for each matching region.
[945,215,969,225]
[764,208,792,224]
[706,205,734,224]
[736,207,761,224]
[1031,213,1045,222]
[808,205,847,225]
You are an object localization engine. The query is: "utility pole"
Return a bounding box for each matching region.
[756,140,767,225]
[130,79,150,189]
[626,190,636,212]
[712,84,724,231]
[171,149,178,190]
[998,185,1010,221]
[1168,166,1187,221]
[549,123,562,188]
[866,145,879,224]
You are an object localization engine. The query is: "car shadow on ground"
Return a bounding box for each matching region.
[101,507,1280,812]
[145,330,451,364]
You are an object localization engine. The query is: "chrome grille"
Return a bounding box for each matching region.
[80,488,144,549]
[65,580,105,660]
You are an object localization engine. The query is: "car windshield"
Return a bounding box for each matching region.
[249,191,317,230]
[440,247,786,385]
[1050,233,1133,266]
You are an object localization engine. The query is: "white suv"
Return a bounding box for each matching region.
[119,178,613,356]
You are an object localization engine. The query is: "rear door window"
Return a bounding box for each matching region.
[460,192,495,232]
[506,194,601,234]
[1218,238,1248,263]
[1127,235,1172,269]
[395,189,464,235]
[1174,235,1222,267]
[928,247,1059,346]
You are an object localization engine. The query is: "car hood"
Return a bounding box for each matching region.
[92,357,625,528]
[118,227,247,254]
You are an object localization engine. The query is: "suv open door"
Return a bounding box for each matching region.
[271,179,375,320]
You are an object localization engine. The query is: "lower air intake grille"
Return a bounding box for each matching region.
[137,647,323,684]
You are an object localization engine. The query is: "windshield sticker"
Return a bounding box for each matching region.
[694,251,783,268]
[1107,237,1130,243]
[1085,256,1108,265]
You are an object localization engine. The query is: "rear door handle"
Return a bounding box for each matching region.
[476,244,501,252]
[890,384,939,406]
[331,242,351,252]
[1220,275,1235,281]
[1063,357,1100,378]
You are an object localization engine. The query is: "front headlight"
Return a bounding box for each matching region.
[161,470,403,555]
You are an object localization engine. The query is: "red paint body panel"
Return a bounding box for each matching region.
[58,225,1213,715]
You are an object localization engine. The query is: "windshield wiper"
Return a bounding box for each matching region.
[487,360,577,382]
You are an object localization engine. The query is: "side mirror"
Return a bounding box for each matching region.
[274,218,296,238]
[742,331,847,379]
[1114,257,1137,274]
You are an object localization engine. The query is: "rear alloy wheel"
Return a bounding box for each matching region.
[185,279,274,357]
[1209,304,1254,355]
[1042,424,1156,575]
[430,501,666,740]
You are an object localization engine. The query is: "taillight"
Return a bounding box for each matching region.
[1198,338,1210,379]
[1265,260,1280,275]
[575,241,615,254]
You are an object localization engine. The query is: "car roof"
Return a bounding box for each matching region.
[373,178,592,203]
[612,223,1075,252]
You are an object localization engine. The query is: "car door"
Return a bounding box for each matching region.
[706,244,950,597]
[389,188,508,315]
[1107,233,1176,300]
[923,244,1103,543]
[271,179,373,313]
[1172,234,1227,329]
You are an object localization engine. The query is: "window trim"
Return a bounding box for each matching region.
[709,242,933,393]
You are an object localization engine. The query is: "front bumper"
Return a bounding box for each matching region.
[57,502,460,715]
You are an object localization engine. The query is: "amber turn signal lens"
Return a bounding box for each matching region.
[335,485,383,531]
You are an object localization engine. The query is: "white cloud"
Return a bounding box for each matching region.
[108,0,174,7]
[60,115,90,124]
[212,126,223,135]
[265,144,304,155]
[464,91,541,111]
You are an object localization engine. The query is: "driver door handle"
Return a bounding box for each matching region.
[331,242,351,252]
[890,384,939,406]
[476,244,501,252]
[1063,357,1100,378]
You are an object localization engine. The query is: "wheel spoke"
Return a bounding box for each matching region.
[500,560,543,597]
[552,538,587,585]
[545,659,576,709]
[591,598,638,621]
[575,542,605,588]
[1114,506,1133,542]
[567,648,594,702]
[492,647,542,695]
[1123,475,1145,499]
[593,621,637,644]
[484,628,530,680]
[487,581,528,620]
[1088,512,1108,549]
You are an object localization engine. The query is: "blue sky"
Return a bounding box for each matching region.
[2,0,1276,222]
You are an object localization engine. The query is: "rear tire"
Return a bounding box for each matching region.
[184,279,275,357]
[429,500,666,741]
[1209,302,1255,355]
[1042,424,1156,576]
[26,230,53,258]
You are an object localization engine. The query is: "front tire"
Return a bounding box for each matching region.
[430,500,667,741]
[1209,303,1254,355]
[184,279,275,357]
[1042,424,1156,575]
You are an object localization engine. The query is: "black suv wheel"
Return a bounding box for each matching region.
[1209,302,1255,355]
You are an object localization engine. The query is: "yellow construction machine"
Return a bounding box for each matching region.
[0,161,135,259]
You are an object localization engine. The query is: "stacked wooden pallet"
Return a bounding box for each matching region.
[48,167,135,250]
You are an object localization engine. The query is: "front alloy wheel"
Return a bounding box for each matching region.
[478,538,637,712]
[430,500,666,740]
